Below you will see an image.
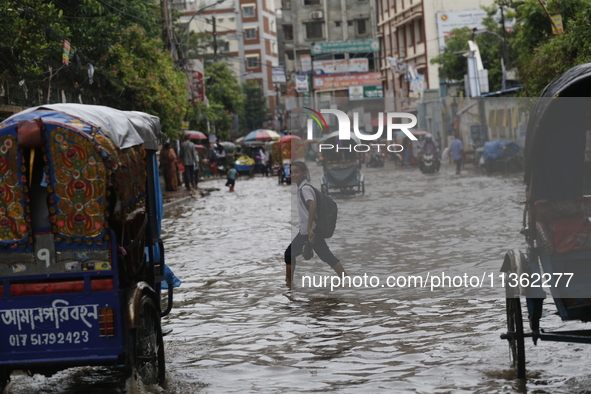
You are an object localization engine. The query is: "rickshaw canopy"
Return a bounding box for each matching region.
[524,63,591,200]
[3,103,160,150]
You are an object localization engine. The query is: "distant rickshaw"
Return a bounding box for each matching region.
[277,135,304,185]
[318,131,365,196]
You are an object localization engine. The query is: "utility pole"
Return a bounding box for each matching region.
[212,16,217,59]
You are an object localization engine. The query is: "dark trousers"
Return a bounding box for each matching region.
[285,232,339,268]
[193,167,199,187]
[184,165,195,189]
[454,158,463,173]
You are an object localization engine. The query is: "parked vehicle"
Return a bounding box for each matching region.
[481,140,522,174]
[500,63,591,379]
[0,104,171,390]
[318,131,364,196]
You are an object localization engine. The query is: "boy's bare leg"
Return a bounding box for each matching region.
[332,261,347,277]
[285,264,293,288]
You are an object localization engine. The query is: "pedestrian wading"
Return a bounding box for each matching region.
[284,161,347,288]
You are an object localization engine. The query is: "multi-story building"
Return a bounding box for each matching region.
[175,0,279,121]
[280,0,379,106]
[377,0,494,111]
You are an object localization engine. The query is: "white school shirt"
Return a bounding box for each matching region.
[297,179,316,235]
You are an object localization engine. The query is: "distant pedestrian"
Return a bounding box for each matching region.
[226,163,238,192]
[284,161,347,288]
[449,133,464,175]
[159,143,178,191]
[260,147,269,176]
[179,135,197,190]
[193,149,200,189]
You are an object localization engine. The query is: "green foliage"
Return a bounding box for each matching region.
[0,1,69,79]
[240,81,268,132]
[103,26,188,140]
[431,4,511,93]
[512,0,591,96]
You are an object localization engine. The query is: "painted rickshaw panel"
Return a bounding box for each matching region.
[0,105,163,371]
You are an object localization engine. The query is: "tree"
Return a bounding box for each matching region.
[196,62,244,138]
[103,26,188,140]
[240,81,268,132]
[512,0,591,96]
[431,5,511,93]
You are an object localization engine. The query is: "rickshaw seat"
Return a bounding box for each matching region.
[534,197,591,254]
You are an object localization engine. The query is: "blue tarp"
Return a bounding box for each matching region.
[482,140,520,164]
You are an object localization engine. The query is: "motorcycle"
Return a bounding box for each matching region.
[366,151,385,168]
[420,153,440,174]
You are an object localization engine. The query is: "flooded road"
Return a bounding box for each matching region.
[8,161,591,393]
[160,161,591,393]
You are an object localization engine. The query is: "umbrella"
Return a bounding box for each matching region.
[278,135,302,145]
[243,129,281,144]
[194,144,208,158]
[235,136,245,143]
[319,130,361,144]
[184,130,207,140]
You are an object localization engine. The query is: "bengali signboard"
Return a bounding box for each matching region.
[437,9,514,50]
[310,39,380,55]
[348,85,383,100]
[295,74,309,92]
[272,66,286,83]
[300,54,312,74]
[313,72,382,90]
[312,59,368,75]
[187,59,205,102]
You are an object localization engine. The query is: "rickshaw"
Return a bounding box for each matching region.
[277,135,304,185]
[219,141,236,165]
[500,63,591,379]
[318,131,364,196]
[0,104,171,390]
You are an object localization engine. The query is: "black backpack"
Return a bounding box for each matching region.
[299,184,338,238]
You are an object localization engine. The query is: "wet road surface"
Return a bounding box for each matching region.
[7,161,591,393]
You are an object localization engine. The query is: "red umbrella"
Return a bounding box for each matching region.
[184,130,207,140]
[279,135,302,145]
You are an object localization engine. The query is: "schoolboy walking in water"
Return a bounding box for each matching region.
[226,163,238,192]
[284,161,347,287]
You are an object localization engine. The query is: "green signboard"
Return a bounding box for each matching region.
[348,85,383,100]
[310,39,380,55]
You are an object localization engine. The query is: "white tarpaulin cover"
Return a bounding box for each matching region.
[5,103,161,150]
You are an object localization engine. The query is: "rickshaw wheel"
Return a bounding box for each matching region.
[506,297,526,379]
[361,181,365,195]
[132,295,166,386]
[0,369,10,393]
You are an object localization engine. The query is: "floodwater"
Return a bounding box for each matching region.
[7,160,591,393]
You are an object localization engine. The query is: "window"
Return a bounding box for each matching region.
[245,28,257,39]
[246,56,259,68]
[357,19,367,35]
[218,18,224,23]
[229,17,235,22]
[347,20,353,26]
[283,24,293,40]
[303,0,320,5]
[305,21,323,39]
[218,41,230,53]
[243,5,255,17]
[335,21,341,27]
[282,0,291,8]
[417,18,424,42]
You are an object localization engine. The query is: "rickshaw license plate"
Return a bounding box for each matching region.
[0,295,120,358]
